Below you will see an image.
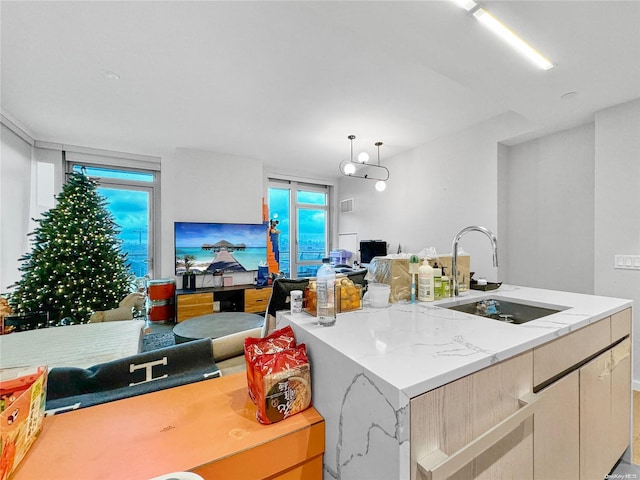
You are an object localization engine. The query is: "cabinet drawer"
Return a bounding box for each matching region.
[177,304,214,322]
[411,351,534,480]
[177,293,214,322]
[177,292,214,306]
[611,308,631,343]
[245,288,272,313]
[533,317,611,388]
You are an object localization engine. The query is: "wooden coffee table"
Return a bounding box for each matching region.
[173,312,264,344]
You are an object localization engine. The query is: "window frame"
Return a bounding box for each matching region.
[268,177,333,279]
[66,157,160,279]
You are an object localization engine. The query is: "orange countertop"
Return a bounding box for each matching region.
[12,372,324,480]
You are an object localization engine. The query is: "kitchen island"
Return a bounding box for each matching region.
[276,285,633,480]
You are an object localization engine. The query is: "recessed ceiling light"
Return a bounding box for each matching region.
[561,91,578,100]
[104,71,120,81]
[473,8,554,71]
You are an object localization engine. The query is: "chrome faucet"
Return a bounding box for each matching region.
[451,225,499,296]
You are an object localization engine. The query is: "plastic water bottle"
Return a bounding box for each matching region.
[316,258,336,326]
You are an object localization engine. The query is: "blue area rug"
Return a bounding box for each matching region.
[141,332,176,352]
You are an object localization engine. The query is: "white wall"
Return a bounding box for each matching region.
[338,112,532,283]
[502,123,595,293]
[31,147,64,230]
[160,147,265,283]
[1,124,32,292]
[502,97,640,384]
[593,98,640,385]
[1,136,268,290]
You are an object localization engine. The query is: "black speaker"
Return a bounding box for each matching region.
[182,273,197,290]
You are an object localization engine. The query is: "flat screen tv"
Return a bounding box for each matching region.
[174,222,267,275]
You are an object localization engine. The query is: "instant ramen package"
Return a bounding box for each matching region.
[252,343,312,425]
[244,325,297,403]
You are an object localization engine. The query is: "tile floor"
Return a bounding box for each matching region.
[611,458,640,478]
[613,390,640,477]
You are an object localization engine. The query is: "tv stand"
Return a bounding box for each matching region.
[175,284,272,322]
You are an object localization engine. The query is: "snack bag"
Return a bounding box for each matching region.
[244,325,296,403]
[253,344,312,425]
[1,366,48,480]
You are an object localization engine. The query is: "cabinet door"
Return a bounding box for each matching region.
[411,351,534,480]
[579,349,612,480]
[610,338,631,462]
[534,370,579,480]
[176,292,214,322]
[245,287,272,313]
[611,308,632,343]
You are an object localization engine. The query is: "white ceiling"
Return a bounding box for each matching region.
[2,1,639,179]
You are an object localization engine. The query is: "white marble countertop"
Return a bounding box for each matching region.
[279,285,632,399]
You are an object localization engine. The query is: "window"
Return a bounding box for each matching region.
[268,179,331,278]
[69,163,158,279]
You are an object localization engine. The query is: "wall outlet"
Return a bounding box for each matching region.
[614,255,640,270]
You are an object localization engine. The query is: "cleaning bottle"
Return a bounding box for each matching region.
[433,262,442,300]
[441,266,451,298]
[417,259,434,302]
[316,258,336,326]
[409,255,420,303]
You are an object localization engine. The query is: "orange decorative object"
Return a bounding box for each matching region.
[147,279,176,323]
[147,279,175,302]
[12,372,324,480]
[264,199,280,275]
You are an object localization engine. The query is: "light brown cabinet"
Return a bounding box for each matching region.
[244,287,272,313]
[411,351,535,480]
[533,308,632,480]
[411,307,632,480]
[580,338,631,480]
[176,292,214,322]
[176,286,272,322]
[534,370,580,479]
[611,338,632,463]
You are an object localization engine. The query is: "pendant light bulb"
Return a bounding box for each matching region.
[375,180,387,192]
[343,163,356,175]
[357,152,369,164]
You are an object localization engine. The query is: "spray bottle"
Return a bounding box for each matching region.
[409,255,420,303]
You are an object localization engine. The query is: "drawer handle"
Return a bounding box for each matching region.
[417,392,540,480]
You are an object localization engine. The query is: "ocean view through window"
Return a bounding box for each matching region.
[71,165,156,279]
[268,180,330,278]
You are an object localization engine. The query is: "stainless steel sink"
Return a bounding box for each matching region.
[439,297,568,324]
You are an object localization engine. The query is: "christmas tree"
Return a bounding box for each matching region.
[9,172,132,324]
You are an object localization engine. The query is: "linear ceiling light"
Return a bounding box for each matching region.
[451,0,477,11]
[473,8,554,71]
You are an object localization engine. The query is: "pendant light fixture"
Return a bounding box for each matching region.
[339,135,389,191]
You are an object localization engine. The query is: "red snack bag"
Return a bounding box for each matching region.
[244,325,296,403]
[253,343,312,425]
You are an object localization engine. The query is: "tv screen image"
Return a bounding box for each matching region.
[175,222,267,275]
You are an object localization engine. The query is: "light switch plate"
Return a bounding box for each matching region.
[614,255,640,270]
